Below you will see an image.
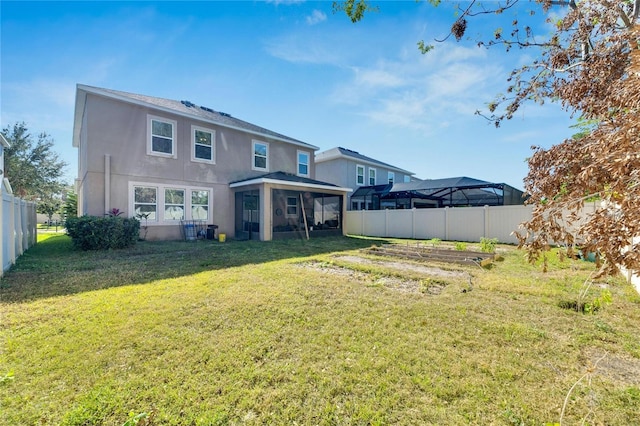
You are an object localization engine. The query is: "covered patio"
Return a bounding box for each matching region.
[230,172,352,241]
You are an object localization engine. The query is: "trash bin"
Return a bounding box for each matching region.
[206,224,218,240]
[218,233,226,243]
[184,223,196,241]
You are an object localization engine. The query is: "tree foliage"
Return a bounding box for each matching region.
[36,197,62,224]
[1,122,67,201]
[336,0,640,275]
[62,191,78,220]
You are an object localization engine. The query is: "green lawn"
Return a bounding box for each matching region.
[1,234,639,425]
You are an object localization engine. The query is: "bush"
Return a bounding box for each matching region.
[480,237,499,253]
[65,215,140,250]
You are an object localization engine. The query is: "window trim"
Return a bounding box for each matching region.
[356,164,365,186]
[191,125,216,164]
[252,140,269,172]
[285,196,298,218]
[297,150,310,177]
[129,181,212,225]
[133,185,159,223]
[147,115,177,159]
[368,167,377,186]
[163,187,186,221]
[388,171,395,184]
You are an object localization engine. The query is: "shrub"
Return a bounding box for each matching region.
[454,242,468,251]
[65,215,140,250]
[480,237,499,253]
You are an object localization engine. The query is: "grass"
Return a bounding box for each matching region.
[1,234,640,425]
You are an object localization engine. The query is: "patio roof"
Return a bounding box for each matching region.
[229,171,352,193]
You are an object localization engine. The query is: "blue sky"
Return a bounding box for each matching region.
[1,0,575,189]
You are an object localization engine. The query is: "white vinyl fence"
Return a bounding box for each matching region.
[346,205,537,245]
[1,182,37,277]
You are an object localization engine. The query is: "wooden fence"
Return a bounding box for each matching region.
[1,180,37,277]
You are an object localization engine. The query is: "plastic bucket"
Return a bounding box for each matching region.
[218,233,226,243]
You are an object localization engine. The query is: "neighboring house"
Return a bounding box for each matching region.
[350,176,526,210]
[73,85,351,241]
[315,147,415,210]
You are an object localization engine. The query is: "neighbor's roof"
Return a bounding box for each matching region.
[230,171,352,193]
[0,133,9,148]
[392,176,499,192]
[315,147,414,175]
[73,84,318,150]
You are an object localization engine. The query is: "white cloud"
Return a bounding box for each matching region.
[264,34,343,65]
[329,43,504,131]
[306,9,327,25]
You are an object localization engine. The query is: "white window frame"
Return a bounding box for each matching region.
[163,187,186,221]
[356,164,365,186]
[147,115,177,159]
[252,140,269,172]
[297,150,310,177]
[129,181,212,225]
[388,171,395,184]
[191,125,216,164]
[133,185,159,222]
[286,196,298,218]
[369,168,377,186]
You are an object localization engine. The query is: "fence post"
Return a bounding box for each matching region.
[385,208,389,237]
[412,208,416,239]
[360,209,365,236]
[484,205,489,239]
[444,207,449,241]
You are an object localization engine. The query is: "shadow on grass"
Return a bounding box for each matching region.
[0,234,385,303]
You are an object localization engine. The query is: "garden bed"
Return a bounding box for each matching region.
[365,243,496,267]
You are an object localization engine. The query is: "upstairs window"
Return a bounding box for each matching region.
[192,126,215,163]
[297,151,310,177]
[388,171,395,184]
[369,168,376,186]
[148,115,177,158]
[356,165,365,186]
[252,140,269,171]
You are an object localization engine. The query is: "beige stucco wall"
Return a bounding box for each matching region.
[77,92,316,240]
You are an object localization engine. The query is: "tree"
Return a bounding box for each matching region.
[37,197,62,225]
[336,0,640,275]
[1,122,68,201]
[62,191,78,220]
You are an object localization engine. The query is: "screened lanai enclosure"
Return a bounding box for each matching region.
[350,177,525,210]
[231,172,350,241]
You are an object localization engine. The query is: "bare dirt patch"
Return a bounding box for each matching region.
[333,255,470,280]
[297,255,471,295]
[585,350,640,386]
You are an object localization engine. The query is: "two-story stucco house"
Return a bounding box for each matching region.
[72,85,351,241]
[314,147,415,210]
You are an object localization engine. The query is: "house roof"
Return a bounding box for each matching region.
[315,147,414,175]
[230,171,352,193]
[73,84,318,150]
